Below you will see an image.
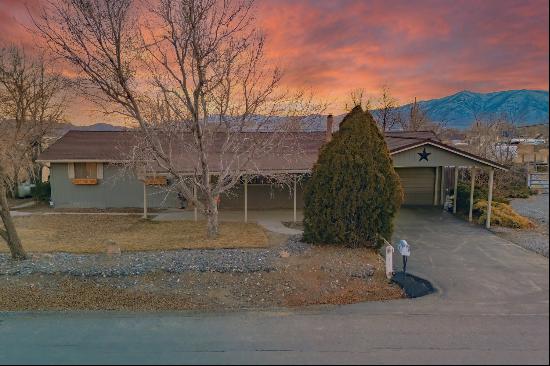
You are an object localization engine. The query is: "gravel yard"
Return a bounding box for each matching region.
[510,194,549,229]
[0,237,403,310]
[0,237,309,276]
[491,194,549,257]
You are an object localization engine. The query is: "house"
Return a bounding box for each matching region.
[37,116,507,227]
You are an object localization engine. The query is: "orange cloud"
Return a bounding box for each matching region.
[0,0,547,123]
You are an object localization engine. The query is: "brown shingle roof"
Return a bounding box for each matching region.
[38,129,505,171]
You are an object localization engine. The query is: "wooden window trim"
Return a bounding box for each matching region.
[145,176,167,186]
[72,178,98,185]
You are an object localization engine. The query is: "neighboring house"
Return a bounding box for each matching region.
[513,143,549,165]
[37,117,506,226]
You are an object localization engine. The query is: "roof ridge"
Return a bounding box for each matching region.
[384,135,433,140]
[65,129,328,134]
[66,129,132,132]
[385,130,436,134]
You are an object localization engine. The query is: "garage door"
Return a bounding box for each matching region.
[395,167,435,206]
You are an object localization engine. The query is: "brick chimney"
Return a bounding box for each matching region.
[326,114,334,142]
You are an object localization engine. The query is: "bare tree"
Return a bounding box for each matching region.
[398,96,449,137]
[34,0,321,238]
[372,85,398,132]
[400,97,429,131]
[345,88,371,111]
[0,46,66,259]
[467,113,517,166]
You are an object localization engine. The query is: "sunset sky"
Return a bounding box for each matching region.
[0,0,548,124]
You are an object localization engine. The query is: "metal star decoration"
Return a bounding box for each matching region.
[418,147,431,162]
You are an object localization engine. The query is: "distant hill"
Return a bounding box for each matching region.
[397,90,549,129]
[298,90,549,132]
[51,122,126,137]
[53,90,549,133]
[72,122,125,131]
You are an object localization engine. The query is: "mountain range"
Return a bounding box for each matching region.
[397,89,549,129]
[60,89,548,132]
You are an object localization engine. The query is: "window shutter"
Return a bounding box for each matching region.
[68,163,75,179]
[97,163,104,179]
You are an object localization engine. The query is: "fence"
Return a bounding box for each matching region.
[528,172,549,193]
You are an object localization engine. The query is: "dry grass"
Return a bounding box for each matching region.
[2,214,269,253]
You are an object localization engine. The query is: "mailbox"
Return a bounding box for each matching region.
[397,240,410,256]
[397,240,411,273]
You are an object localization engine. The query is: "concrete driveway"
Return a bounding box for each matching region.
[0,208,548,364]
[392,208,548,313]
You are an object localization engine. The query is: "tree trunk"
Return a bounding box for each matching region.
[205,197,219,238]
[0,180,28,260]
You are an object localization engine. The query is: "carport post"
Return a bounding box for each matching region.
[440,166,446,205]
[486,168,494,229]
[193,185,197,222]
[244,176,248,223]
[142,182,147,219]
[434,166,440,205]
[453,167,459,214]
[293,175,297,223]
[469,167,476,222]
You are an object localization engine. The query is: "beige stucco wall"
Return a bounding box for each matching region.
[392,144,492,168]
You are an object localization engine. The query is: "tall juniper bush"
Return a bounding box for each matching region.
[303,106,403,247]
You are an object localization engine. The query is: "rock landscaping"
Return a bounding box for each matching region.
[0,237,404,311]
[0,237,309,277]
[490,194,549,257]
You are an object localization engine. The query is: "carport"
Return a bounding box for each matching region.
[223,131,507,230]
[389,136,508,228]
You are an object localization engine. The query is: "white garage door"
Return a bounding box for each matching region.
[395,167,435,206]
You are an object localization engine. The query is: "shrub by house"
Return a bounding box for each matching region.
[303,106,403,247]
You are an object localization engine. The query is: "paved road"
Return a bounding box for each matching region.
[1,208,548,364]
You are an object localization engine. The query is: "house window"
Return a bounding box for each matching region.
[75,163,97,179]
[72,163,98,185]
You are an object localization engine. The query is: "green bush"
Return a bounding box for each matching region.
[303,106,402,248]
[31,181,51,202]
[463,164,533,199]
[455,181,511,215]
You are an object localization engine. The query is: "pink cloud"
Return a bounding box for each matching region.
[0,0,547,122]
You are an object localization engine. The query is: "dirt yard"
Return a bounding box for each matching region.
[0,245,404,311]
[2,214,270,253]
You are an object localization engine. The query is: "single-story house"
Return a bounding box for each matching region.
[37,116,507,227]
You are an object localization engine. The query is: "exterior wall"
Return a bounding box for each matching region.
[392,145,491,168]
[513,144,549,164]
[50,163,304,209]
[50,163,179,209]
[220,183,304,210]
